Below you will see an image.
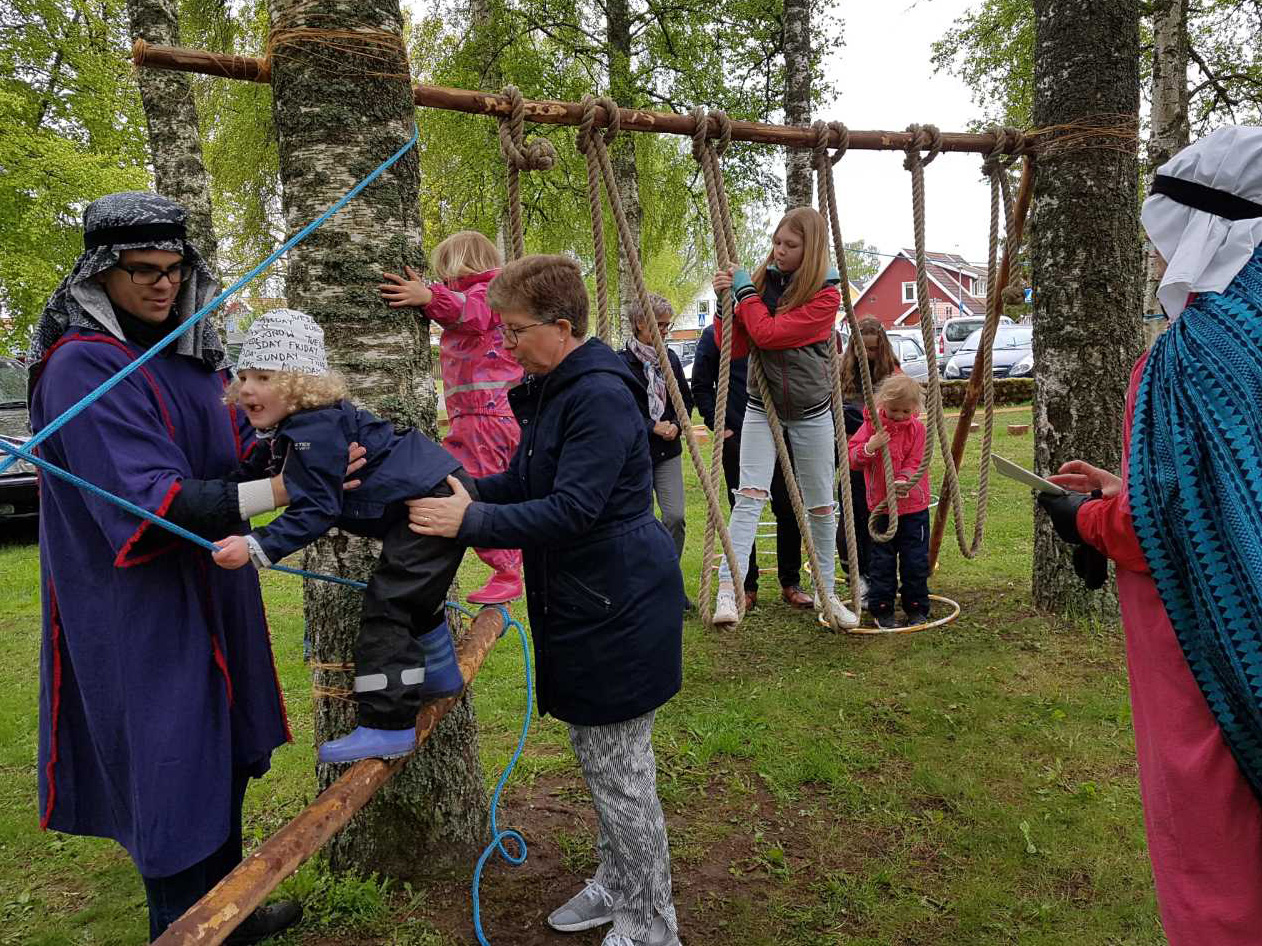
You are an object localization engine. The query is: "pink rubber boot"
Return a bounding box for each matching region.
[468,571,523,604]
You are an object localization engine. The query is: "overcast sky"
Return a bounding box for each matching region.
[821,0,994,268]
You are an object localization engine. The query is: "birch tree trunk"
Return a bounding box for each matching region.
[608,0,639,342]
[126,0,219,271]
[783,0,813,210]
[1143,0,1190,346]
[1030,0,1143,618]
[267,0,489,876]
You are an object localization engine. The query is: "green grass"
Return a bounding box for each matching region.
[0,408,1164,944]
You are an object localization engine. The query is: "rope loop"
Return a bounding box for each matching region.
[811,119,830,162]
[497,85,556,172]
[712,110,732,156]
[577,94,620,153]
[903,122,943,170]
[689,105,709,161]
[827,120,849,164]
[690,107,732,159]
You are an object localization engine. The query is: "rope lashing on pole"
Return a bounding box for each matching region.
[575,96,746,627]
[691,107,850,631]
[497,85,556,262]
[577,95,616,345]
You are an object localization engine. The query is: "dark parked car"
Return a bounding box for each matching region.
[944,325,1034,380]
[0,357,38,523]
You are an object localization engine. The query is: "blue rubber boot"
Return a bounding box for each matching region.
[317,725,417,764]
[419,620,465,700]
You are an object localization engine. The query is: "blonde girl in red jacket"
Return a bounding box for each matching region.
[379,231,523,604]
[711,207,858,628]
[848,373,932,630]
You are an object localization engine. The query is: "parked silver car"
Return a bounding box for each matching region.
[885,329,930,383]
[0,357,37,523]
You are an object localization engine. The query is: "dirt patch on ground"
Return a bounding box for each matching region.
[392,767,885,946]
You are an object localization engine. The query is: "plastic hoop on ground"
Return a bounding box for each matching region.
[827,593,960,635]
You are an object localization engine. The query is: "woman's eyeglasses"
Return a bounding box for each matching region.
[502,320,556,344]
[116,262,193,286]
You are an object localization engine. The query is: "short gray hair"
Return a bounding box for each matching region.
[624,291,675,328]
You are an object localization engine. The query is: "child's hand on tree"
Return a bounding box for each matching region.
[212,535,251,569]
[379,266,433,308]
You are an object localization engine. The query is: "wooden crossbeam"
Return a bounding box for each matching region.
[132,39,1037,155]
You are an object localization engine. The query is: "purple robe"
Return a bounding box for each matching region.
[31,329,290,877]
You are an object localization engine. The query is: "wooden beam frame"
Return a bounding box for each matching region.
[132,40,1039,155]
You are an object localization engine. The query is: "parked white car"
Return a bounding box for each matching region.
[936,314,1013,364]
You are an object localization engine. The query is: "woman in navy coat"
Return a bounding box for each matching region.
[409,255,685,946]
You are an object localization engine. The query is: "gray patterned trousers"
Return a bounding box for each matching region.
[568,710,678,941]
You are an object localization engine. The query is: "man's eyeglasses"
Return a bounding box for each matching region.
[115,261,193,286]
[502,319,556,344]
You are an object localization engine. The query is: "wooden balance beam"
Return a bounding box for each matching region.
[153,605,510,946]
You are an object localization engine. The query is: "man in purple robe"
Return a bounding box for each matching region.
[28,192,302,943]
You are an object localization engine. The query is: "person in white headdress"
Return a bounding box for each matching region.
[1039,126,1262,945]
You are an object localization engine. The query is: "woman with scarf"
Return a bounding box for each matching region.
[28,192,302,943]
[618,293,694,566]
[1039,126,1262,944]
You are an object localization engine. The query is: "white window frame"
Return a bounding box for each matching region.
[901,281,916,303]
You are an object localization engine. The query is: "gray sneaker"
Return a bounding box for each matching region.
[548,879,616,932]
[602,915,682,946]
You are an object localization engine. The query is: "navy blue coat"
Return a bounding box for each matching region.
[249,401,461,563]
[617,345,693,465]
[459,339,684,726]
[689,321,749,435]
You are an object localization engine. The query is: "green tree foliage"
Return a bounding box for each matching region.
[0,0,149,355]
[843,237,880,288]
[180,0,282,290]
[411,0,843,315]
[931,0,1261,134]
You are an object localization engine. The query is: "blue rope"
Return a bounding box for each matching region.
[1,127,420,475]
[447,601,533,946]
[0,437,367,589]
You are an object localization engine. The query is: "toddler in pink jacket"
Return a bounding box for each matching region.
[848,373,932,629]
[380,231,523,603]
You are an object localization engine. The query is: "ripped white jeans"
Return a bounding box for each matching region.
[717,406,837,593]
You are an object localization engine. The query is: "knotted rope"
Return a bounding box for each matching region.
[574,97,745,626]
[578,97,617,344]
[497,85,556,261]
[692,108,850,630]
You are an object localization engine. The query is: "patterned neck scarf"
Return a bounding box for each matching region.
[626,335,667,422]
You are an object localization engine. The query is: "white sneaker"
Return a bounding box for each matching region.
[814,592,860,630]
[602,915,682,946]
[857,574,870,610]
[548,879,616,932]
[712,587,740,625]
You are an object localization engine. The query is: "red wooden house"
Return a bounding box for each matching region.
[852,250,988,327]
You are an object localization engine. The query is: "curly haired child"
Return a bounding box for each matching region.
[212,308,471,764]
[379,231,523,604]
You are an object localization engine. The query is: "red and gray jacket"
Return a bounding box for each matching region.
[715,264,841,421]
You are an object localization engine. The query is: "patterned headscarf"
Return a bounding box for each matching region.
[28,192,225,379]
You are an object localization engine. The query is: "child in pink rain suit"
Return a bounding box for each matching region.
[380,231,523,603]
